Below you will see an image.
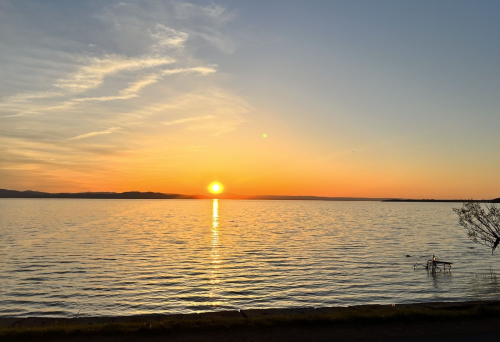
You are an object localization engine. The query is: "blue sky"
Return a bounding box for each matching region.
[1,0,499,198]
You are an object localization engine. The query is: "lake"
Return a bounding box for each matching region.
[1,199,499,318]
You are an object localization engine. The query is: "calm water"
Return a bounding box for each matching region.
[1,199,500,318]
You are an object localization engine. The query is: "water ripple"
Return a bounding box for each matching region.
[1,199,500,317]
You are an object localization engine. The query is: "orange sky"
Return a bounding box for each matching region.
[1,1,500,199]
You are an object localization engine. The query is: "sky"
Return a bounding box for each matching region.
[1,0,500,199]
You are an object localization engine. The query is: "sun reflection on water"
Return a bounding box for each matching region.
[210,199,222,306]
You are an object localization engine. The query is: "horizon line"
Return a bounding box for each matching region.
[0,188,498,202]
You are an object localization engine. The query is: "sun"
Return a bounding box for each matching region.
[208,182,224,194]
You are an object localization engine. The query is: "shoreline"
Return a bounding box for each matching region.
[3,300,500,341]
[2,300,500,323]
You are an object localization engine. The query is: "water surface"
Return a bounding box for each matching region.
[1,199,499,317]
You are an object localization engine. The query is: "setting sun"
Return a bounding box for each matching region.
[208,182,224,194]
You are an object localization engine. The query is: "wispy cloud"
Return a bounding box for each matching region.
[162,66,216,76]
[150,24,189,51]
[8,91,63,102]
[173,2,234,22]
[0,111,41,118]
[71,67,216,103]
[67,127,122,141]
[55,55,174,94]
[162,115,214,126]
[121,74,160,96]
[1,55,175,112]
[0,1,245,191]
[73,74,161,103]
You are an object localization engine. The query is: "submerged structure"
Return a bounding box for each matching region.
[426,255,452,272]
[414,255,452,273]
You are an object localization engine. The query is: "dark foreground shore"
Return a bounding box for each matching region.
[3,301,500,341]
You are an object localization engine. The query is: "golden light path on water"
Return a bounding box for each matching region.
[210,199,222,306]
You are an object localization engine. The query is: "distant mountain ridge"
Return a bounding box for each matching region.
[0,189,186,199]
[0,189,387,201]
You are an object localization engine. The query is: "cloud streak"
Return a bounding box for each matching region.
[150,24,189,51]
[162,66,216,76]
[72,74,161,103]
[67,127,122,141]
[162,115,214,126]
[55,55,174,94]
[71,67,216,103]
[8,91,63,102]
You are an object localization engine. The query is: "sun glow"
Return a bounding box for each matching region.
[208,182,224,194]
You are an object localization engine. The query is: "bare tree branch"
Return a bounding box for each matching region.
[454,202,500,255]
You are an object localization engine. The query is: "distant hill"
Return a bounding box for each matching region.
[0,189,188,199]
[383,198,500,203]
[244,195,388,201]
[0,189,387,201]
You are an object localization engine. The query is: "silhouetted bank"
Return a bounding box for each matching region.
[383,198,500,203]
[0,189,187,199]
[0,189,387,201]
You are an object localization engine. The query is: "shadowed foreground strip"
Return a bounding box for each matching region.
[3,301,500,341]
